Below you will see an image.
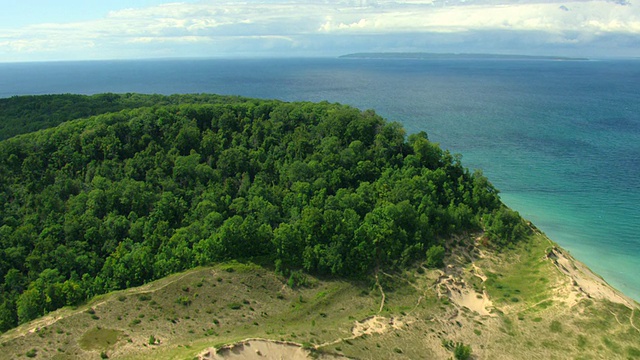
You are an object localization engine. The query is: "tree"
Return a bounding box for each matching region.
[425,245,445,268]
[484,206,529,246]
[0,300,17,332]
[273,223,304,273]
[16,287,44,324]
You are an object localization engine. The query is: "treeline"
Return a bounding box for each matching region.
[0,94,528,332]
[0,93,249,141]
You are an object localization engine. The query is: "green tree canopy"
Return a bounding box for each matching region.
[0,93,528,333]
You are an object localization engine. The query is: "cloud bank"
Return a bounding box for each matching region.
[1,0,639,61]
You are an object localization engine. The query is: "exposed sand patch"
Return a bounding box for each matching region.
[547,247,636,309]
[437,274,495,316]
[316,313,411,351]
[433,234,497,317]
[351,315,388,337]
[471,263,487,282]
[199,339,349,360]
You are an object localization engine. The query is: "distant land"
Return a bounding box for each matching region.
[340,52,590,61]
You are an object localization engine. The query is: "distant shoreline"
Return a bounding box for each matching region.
[340,52,589,61]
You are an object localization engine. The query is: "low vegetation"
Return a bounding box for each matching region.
[0,235,637,359]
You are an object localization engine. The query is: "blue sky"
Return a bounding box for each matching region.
[1,0,639,62]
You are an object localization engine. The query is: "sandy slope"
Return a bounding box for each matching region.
[547,246,636,309]
[199,339,349,360]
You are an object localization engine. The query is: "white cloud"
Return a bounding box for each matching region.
[316,1,640,35]
[1,0,640,60]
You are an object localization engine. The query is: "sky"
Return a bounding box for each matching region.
[1,0,639,62]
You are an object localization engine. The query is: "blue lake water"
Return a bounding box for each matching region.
[1,57,639,301]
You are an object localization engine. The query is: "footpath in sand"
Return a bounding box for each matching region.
[199,339,349,360]
[199,315,409,360]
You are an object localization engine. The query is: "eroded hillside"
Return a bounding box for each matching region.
[1,233,638,359]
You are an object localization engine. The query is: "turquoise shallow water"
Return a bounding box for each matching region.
[1,58,639,301]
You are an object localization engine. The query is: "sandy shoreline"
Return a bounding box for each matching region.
[546,246,637,309]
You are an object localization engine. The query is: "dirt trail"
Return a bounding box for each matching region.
[631,308,640,333]
[375,273,386,314]
[610,310,624,326]
[471,263,487,282]
[314,315,395,349]
[380,271,426,315]
[199,338,349,360]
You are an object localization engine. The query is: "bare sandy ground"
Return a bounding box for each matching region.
[547,247,637,309]
[200,315,406,360]
[199,339,350,360]
[351,315,388,337]
[437,273,495,316]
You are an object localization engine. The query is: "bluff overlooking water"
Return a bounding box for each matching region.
[0,93,638,360]
[1,58,639,303]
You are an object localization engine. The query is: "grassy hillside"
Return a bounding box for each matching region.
[1,233,638,359]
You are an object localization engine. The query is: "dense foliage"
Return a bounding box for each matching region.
[0,93,249,141]
[0,94,528,332]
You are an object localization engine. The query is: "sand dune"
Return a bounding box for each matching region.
[199,339,349,360]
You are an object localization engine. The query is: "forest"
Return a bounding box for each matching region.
[0,94,528,332]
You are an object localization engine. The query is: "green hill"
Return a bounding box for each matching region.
[0,94,637,359]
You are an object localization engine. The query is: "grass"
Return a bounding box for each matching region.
[78,327,124,351]
[1,237,639,360]
[549,320,562,333]
[483,234,557,308]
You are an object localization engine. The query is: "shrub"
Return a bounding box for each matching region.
[287,271,308,289]
[627,347,640,358]
[425,245,445,268]
[484,206,530,246]
[176,296,192,306]
[454,343,472,360]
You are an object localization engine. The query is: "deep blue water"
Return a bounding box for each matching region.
[1,58,639,301]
